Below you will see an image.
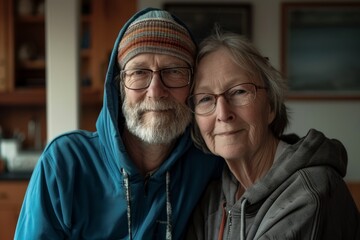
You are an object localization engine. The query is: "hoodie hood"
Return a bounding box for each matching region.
[185,128,358,239]
[95,8,197,177]
[215,129,350,240]
[223,128,348,206]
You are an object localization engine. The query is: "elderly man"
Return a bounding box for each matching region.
[15,8,222,240]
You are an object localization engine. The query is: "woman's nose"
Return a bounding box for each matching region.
[216,96,235,121]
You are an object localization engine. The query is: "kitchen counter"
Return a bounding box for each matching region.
[0,171,32,180]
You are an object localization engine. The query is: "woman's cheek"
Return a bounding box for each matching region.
[196,116,216,151]
[196,117,211,136]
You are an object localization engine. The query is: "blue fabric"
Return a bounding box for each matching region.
[14,8,222,240]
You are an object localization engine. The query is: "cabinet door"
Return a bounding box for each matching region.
[0,0,11,92]
[0,207,21,240]
[0,181,28,240]
[14,0,46,89]
[90,0,136,90]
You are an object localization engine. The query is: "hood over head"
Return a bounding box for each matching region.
[95,8,197,176]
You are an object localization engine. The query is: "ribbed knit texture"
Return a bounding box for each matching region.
[118,10,196,68]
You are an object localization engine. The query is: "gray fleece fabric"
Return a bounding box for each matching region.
[186,129,360,239]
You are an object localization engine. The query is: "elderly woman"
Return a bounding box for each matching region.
[186,29,360,240]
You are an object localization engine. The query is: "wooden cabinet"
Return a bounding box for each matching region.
[0,180,28,240]
[80,0,136,132]
[0,0,10,92]
[347,182,360,211]
[0,0,136,150]
[12,0,46,90]
[0,0,47,150]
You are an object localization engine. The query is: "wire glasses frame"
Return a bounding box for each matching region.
[120,67,192,90]
[188,83,267,115]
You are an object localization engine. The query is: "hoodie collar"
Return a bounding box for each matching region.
[222,129,347,206]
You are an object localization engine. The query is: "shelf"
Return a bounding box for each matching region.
[0,87,103,106]
[19,59,45,69]
[0,88,45,106]
[17,15,44,23]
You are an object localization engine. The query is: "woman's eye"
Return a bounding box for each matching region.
[231,88,247,96]
[198,95,213,104]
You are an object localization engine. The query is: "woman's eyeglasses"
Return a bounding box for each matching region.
[188,83,267,115]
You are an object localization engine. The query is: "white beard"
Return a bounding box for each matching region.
[122,98,192,144]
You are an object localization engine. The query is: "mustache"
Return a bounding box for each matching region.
[135,99,179,113]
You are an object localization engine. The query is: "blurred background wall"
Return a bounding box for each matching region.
[137,0,360,181]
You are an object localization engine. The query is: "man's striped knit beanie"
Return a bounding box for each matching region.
[117,9,196,68]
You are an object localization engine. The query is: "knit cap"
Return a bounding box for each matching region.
[118,9,196,68]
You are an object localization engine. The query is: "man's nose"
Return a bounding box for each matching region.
[146,72,169,99]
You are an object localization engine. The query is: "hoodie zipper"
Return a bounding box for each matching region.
[227,210,232,240]
[144,171,155,196]
[144,174,150,196]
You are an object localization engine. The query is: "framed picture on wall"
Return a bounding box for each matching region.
[281,3,360,99]
[164,3,252,45]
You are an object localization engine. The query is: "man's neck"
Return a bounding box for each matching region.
[122,128,175,176]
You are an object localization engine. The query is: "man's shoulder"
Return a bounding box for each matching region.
[45,130,99,150]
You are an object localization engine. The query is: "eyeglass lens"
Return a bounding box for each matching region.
[121,67,191,90]
[189,83,258,115]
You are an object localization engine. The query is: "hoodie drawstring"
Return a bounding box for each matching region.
[217,202,227,240]
[122,169,173,240]
[240,198,247,240]
[165,171,172,240]
[122,169,132,239]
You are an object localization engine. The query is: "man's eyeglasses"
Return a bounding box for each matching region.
[188,83,267,115]
[120,67,192,90]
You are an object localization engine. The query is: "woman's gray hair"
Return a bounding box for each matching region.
[191,27,289,153]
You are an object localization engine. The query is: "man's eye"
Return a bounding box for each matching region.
[163,68,187,77]
[168,69,180,74]
[132,70,148,76]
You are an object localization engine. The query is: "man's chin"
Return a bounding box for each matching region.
[130,122,182,145]
[141,110,174,121]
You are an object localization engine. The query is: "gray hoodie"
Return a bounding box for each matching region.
[186,129,360,239]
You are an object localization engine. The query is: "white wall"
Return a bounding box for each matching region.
[138,0,360,181]
[46,0,80,140]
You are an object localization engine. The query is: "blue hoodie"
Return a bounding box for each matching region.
[15,8,223,240]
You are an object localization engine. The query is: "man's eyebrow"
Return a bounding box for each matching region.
[125,62,148,69]
[126,63,188,69]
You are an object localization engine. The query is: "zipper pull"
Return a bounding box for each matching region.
[227,210,232,239]
[144,173,151,196]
